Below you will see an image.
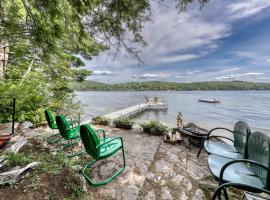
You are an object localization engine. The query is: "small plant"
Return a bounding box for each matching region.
[113,116,134,129]
[91,115,109,126]
[141,120,169,135]
[64,181,83,198]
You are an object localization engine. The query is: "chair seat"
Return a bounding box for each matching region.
[204,140,242,159]
[208,154,265,189]
[69,127,80,139]
[51,124,58,129]
[100,138,122,159]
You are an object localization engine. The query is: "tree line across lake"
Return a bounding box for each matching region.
[70,80,270,91]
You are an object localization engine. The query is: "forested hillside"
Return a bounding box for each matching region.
[70,80,270,91]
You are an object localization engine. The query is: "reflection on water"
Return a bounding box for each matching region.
[76,91,270,133]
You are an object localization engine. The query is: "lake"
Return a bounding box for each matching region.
[76,91,270,133]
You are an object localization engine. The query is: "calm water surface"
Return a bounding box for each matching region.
[76,91,270,133]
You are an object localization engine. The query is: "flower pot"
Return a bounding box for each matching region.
[143,127,151,133]
[93,121,109,126]
[115,123,133,130]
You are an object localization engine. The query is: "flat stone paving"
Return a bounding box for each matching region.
[91,127,219,200]
[22,126,232,200]
[92,127,161,200]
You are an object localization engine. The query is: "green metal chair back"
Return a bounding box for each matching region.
[45,110,58,129]
[56,115,72,140]
[248,131,270,189]
[233,121,251,158]
[80,124,100,159]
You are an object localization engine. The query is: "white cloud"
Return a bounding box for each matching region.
[219,67,240,73]
[265,58,270,63]
[140,74,158,78]
[92,70,113,75]
[213,72,265,80]
[139,73,172,79]
[157,54,200,64]
[227,0,270,20]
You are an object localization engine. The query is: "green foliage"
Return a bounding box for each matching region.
[64,181,83,199]
[71,80,270,91]
[5,151,74,175]
[113,116,134,126]
[92,115,109,126]
[0,0,209,124]
[141,120,169,135]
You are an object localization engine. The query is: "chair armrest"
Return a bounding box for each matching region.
[219,159,270,184]
[207,127,234,140]
[208,135,234,143]
[95,129,106,139]
[197,127,234,157]
[211,182,270,200]
[96,137,123,148]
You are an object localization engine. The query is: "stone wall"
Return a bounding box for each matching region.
[0,42,9,80]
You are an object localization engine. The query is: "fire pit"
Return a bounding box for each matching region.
[180,123,208,147]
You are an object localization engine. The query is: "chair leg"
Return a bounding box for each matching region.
[58,139,84,157]
[81,147,126,187]
[46,129,62,144]
[223,188,229,200]
[197,137,206,157]
[212,184,229,200]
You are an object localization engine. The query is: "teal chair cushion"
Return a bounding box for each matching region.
[204,141,242,159]
[208,154,265,189]
[100,138,122,159]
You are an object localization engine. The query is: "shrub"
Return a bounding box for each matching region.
[91,115,109,125]
[113,116,134,129]
[141,120,169,135]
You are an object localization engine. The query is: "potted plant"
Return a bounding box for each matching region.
[91,115,109,126]
[113,116,134,129]
[141,120,169,136]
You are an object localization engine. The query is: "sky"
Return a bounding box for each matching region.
[81,0,270,83]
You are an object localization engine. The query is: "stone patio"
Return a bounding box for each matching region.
[87,127,218,200]
[21,126,241,200]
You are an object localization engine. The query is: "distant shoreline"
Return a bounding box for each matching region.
[70,80,270,91]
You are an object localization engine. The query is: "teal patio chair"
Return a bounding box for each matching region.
[197,121,251,159]
[208,131,270,200]
[55,115,84,157]
[80,124,125,186]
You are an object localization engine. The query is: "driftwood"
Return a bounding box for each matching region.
[0,137,28,168]
[0,162,39,185]
[164,128,183,144]
[0,137,38,185]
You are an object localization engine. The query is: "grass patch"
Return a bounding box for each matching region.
[4,151,79,175]
[92,115,109,126]
[141,120,169,135]
[0,139,88,200]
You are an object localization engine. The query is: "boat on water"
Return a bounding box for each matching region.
[198,98,220,103]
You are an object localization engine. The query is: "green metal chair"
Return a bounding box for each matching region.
[197,121,251,159]
[208,131,270,200]
[80,124,125,186]
[45,110,62,143]
[55,115,84,157]
[45,110,81,144]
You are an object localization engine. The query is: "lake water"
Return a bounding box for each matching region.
[76,91,270,133]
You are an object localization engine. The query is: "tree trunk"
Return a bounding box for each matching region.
[0,42,9,80]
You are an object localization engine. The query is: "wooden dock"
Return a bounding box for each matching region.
[103,102,167,120]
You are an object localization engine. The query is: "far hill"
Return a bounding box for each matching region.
[70,80,270,91]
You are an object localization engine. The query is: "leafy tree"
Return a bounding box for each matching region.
[0,0,208,124]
